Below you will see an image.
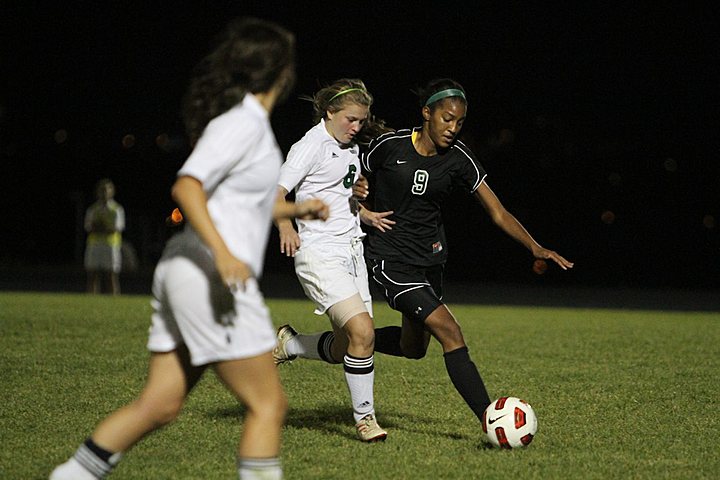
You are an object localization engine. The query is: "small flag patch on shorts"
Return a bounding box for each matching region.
[432,241,443,254]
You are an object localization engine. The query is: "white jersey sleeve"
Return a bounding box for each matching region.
[111,200,125,232]
[278,135,318,193]
[179,111,263,193]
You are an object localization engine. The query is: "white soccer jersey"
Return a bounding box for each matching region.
[175,94,282,277]
[278,119,363,246]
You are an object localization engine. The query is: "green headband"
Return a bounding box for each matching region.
[329,88,365,102]
[424,88,466,107]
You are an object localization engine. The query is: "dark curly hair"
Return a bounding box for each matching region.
[182,17,296,145]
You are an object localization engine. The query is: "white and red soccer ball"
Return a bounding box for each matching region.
[482,397,538,448]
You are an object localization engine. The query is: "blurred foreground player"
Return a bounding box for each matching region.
[50,17,327,480]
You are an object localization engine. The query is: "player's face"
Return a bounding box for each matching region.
[98,183,114,201]
[423,98,467,149]
[326,103,369,145]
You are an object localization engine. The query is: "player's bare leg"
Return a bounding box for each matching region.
[333,313,373,360]
[275,295,372,365]
[93,346,204,451]
[50,346,204,479]
[215,351,286,477]
[87,270,101,294]
[328,321,349,360]
[422,305,465,353]
[109,272,120,296]
[275,296,386,441]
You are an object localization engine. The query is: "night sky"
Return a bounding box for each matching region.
[2,2,718,289]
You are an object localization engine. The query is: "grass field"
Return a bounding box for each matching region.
[1,291,718,479]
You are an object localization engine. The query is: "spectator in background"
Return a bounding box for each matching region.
[84,178,125,295]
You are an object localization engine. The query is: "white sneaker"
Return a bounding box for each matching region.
[50,458,98,480]
[355,414,388,442]
[272,324,298,365]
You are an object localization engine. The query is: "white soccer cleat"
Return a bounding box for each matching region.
[49,458,98,480]
[355,414,388,442]
[272,324,298,365]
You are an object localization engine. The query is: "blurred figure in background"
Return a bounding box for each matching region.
[84,178,125,295]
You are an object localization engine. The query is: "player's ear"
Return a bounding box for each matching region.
[422,106,431,122]
[326,109,334,121]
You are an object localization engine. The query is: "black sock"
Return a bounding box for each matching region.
[317,331,340,364]
[374,326,404,356]
[84,438,114,463]
[443,346,491,422]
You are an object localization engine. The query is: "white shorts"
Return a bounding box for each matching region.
[294,238,372,318]
[147,247,276,367]
[84,243,121,273]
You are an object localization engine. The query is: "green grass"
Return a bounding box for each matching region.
[1,292,718,479]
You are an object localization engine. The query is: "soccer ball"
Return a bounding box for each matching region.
[482,397,538,448]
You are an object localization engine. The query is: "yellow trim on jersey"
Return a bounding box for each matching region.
[88,232,122,247]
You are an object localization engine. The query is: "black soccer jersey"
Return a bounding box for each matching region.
[361,128,487,266]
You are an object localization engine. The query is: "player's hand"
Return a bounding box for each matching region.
[360,208,395,232]
[352,175,369,200]
[214,249,253,291]
[278,222,301,257]
[295,199,329,221]
[91,218,113,233]
[532,247,574,270]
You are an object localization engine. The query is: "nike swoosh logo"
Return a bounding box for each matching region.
[396,160,407,164]
[488,414,508,425]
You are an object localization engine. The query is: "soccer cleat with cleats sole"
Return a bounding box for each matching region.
[355,414,388,442]
[273,324,298,365]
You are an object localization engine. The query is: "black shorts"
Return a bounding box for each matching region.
[367,258,444,322]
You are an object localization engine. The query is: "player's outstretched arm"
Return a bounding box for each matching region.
[272,188,329,222]
[474,182,574,270]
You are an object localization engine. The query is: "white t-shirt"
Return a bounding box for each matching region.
[175,94,282,277]
[278,119,363,247]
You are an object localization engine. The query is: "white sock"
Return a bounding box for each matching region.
[343,354,375,423]
[49,457,100,480]
[51,440,122,480]
[237,457,282,480]
[286,332,324,360]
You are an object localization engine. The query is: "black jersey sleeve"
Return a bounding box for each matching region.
[453,140,487,192]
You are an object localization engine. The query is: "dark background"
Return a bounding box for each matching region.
[1,2,718,294]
